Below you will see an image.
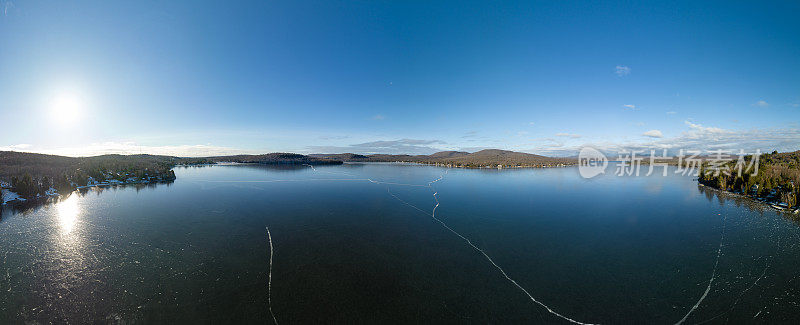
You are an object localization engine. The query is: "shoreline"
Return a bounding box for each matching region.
[3,163,796,217]
[698,182,800,214]
[342,160,578,169]
[1,178,175,209]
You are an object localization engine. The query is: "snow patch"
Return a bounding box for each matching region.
[2,189,25,205]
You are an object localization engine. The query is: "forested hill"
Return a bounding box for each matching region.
[0,151,209,201]
[206,153,343,165]
[0,151,209,181]
[698,150,800,207]
[312,149,576,167]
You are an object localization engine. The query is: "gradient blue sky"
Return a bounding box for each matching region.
[1,0,798,156]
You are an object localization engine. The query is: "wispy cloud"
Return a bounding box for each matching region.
[684,120,728,135]
[642,130,663,138]
[615,65,631,77]
[542,142,564,148]
[372,114,385,120]
[622,104,637,110]
[666,111,677,115]
[529,122,535,126]
[458,146,495,152]
[533,121,800,156]
[649,124,798,153]
[2,1,13,16]
[0,143,31,150]
[1,142,252,157]
[461,130,479,139]
[754,100,769,108]
[555,132,582,138]
[308,138,446,155]
[318,135,350,140]
[528,137,565,149]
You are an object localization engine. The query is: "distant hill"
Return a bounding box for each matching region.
[207,153,342,165]
[308,153,370,161]
[313,149,576,167]
[435,149,574,167]
[427,151,470,159]
[0,151,79,181]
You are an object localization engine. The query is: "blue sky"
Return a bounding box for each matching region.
[1,0,798,156]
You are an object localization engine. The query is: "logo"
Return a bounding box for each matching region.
[578,147,608,179]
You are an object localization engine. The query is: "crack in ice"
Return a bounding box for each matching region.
[694,233,780,324]
[266,227,278,325]
[211,164,759,324]
[387,170,596,325]
[694,262,769,325]
[673,213,727,325]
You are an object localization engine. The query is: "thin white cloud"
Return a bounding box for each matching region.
[2,1,13,16]
[0,143,32,150]
[555,132,582,138]
[529,122,535,126]
[755,100,769,108]
[642,130,663,138]
[319,135,350,140]
[372,114,385,120]
[666,111,676,114]
[615,65,631,77]
[622,104,637,110]
[532,121,799,156]
[458,146,495,152]
[461,130,479,139]
[542,142,564,148]
[1,142,252,157]
[308,138,446,155]
[684,120,728,135]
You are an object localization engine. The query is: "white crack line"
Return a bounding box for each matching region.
[387,170,596,325]
[674,213,728,325]
[267,227,278,325]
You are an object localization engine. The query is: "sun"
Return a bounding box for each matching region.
[50,91,84,125]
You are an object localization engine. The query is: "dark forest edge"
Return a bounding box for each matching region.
[697,150,799,212]
[0,152,210,207]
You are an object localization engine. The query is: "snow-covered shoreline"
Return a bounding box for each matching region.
[2,188,26,205]
[1,187,63,206]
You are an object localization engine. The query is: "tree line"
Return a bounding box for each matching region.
[698,150,800,207]
[1,151,207,200]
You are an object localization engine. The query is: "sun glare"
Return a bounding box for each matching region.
[56,194,81,234]
[50,91,84,125]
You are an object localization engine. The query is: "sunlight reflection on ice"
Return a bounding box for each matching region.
[57,194,81,234]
